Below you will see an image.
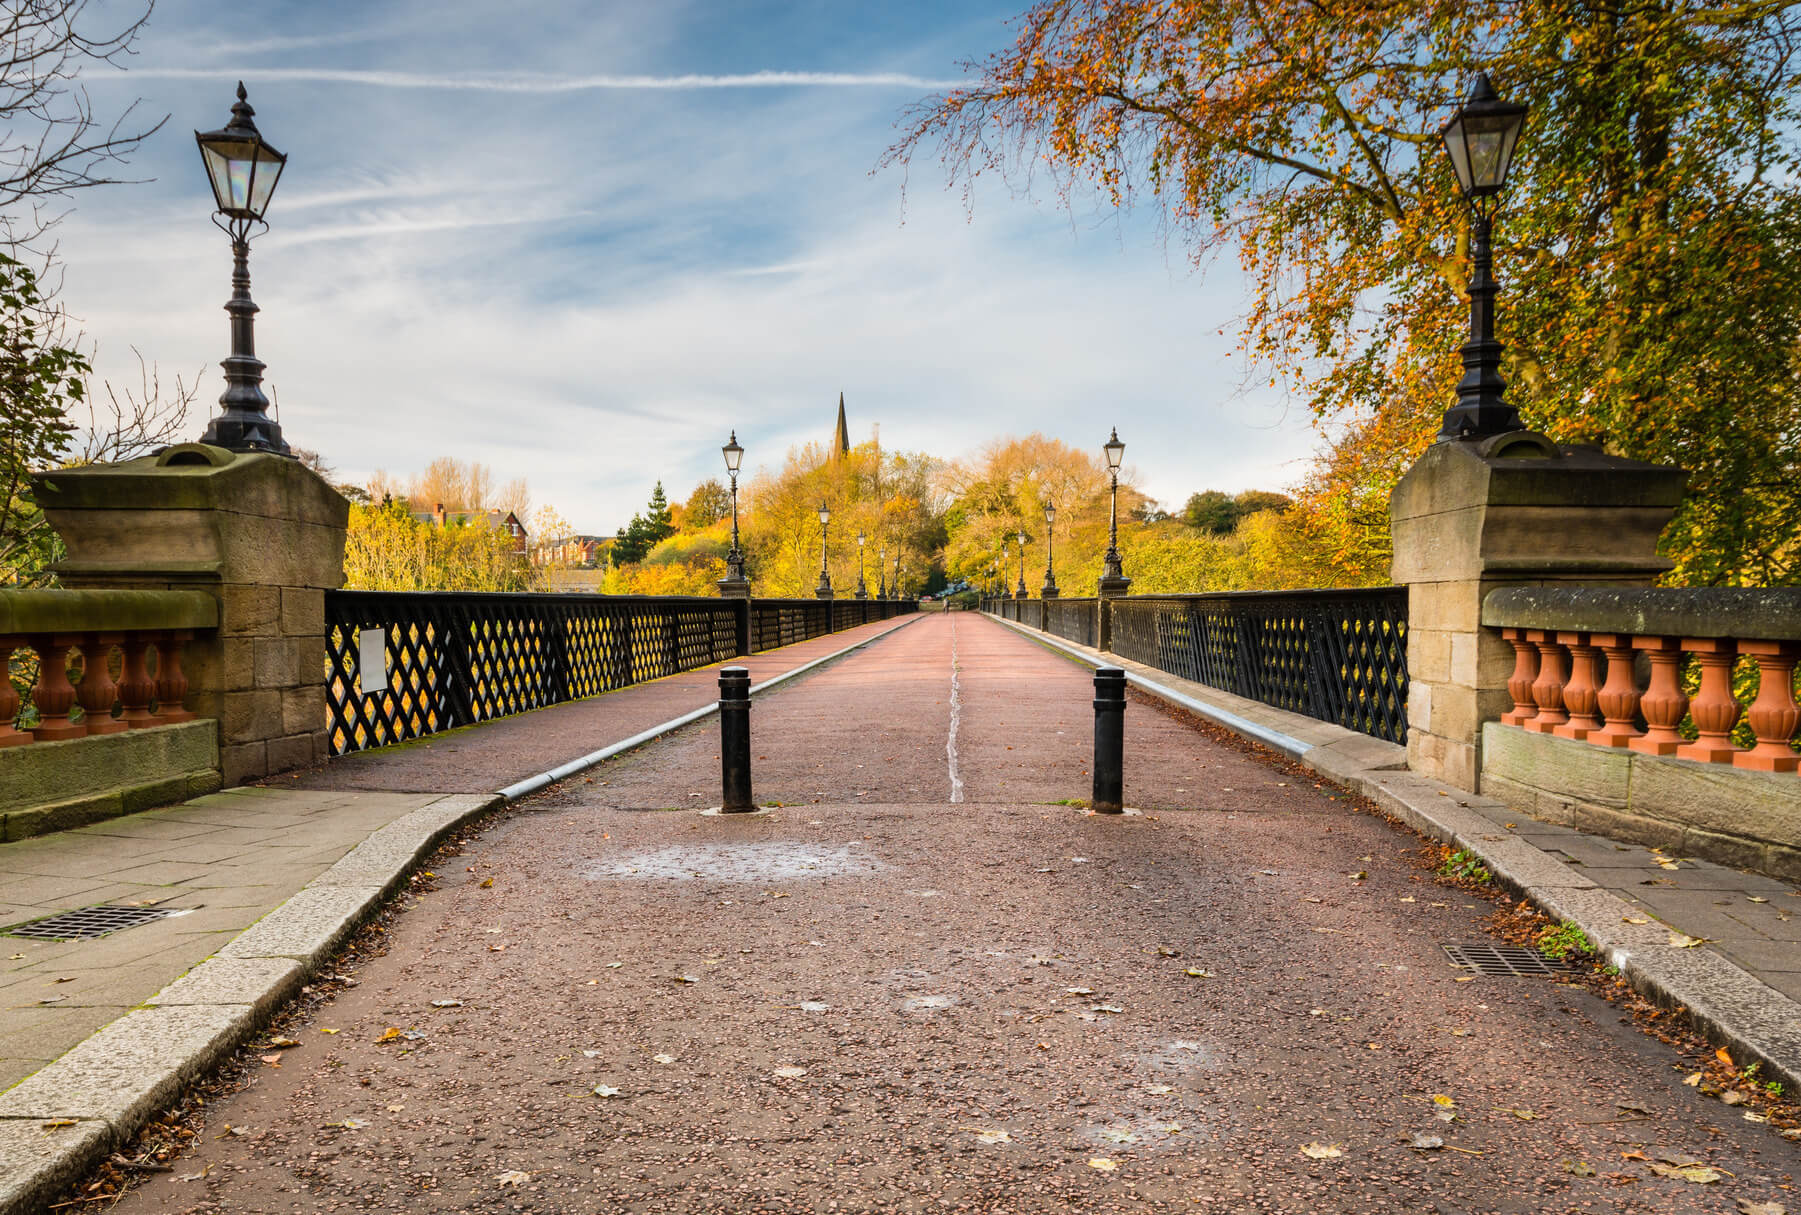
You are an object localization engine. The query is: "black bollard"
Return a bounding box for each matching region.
[719,667,754,812]
[1091,667,1126,814]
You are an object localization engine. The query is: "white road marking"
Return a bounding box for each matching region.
[947,613,965,804]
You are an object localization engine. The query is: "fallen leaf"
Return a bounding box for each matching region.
[496,1169,531,1187]
[1091,1004,1125,1014]
[1717,1047,1736,1067]
[325,1118,369,1130]
[1670,932,1708,948]
[1623,916,1651,925]
[582,1049,603,1058]
[651,1053,675,1064]
[430,999,463,1008]
[1087,1158,1118,1171]
[177,1165,211,1182]
[1616,1101,1653,1115]
[1722,1090,1748,1107]
[1065,987,1095,996]
[966,1127,1011,1144]
[1736,1200,1786,1215]
[606,962,623,969]
[1684,1072,1704,1086]
[1300,1143,1345,1159]
[265,1037,300,1048]
[376,1027,403,1044]
[1622,1150,1650,1161]
[592,1085,622,1098]
[259,1054,282,1065]
[1745,1112,1769,1124]
[51,976,73,983]
[1155,946,1180,957]
[1565,1161,1596,1177]
[479,878,494,888]
[1748,896,1769,904]
[1407,1133,1444,1150]
[40,1120,77,1129]
[1432,1095,1456,1109]
[1100,1128,1138,1143]
[1500,1107,1542,1120]
[772,1066,807,1078]
[1146,1084,1175,1095]
[319,1028,340,1035]
[674,975,700,984]
[1649,1162,1727,1183]
[1183,968,1215,978]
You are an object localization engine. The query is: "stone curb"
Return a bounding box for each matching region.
[0,790,503,1215]
[984,612,1801,1095]
[0,618,927,1215]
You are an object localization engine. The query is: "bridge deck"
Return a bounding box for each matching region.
[83,611,1801,1212]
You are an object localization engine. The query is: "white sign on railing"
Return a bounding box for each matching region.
[358,628,387,696]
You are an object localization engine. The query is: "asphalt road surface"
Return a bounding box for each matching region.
[114,613,1801,1213]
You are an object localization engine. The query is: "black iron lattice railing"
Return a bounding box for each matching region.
[325,592,913,756]
[1043,598,1099,649]
[1109,590,1408,743]
[983,589,1407,743]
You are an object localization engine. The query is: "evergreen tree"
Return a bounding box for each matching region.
[611,483,679,566]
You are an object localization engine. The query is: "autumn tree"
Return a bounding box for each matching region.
[888,0,1801,585]
[739,439,945,597]
[683,478,732,527]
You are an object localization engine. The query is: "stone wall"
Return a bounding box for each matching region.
[1482,724,1801,881]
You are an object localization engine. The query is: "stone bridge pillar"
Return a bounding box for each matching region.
[34,444,349,786]
[1389,432,1683,791]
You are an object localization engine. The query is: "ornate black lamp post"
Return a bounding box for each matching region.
[1100,428,1130,592]
[1014,529,1028,599]
[195,83,291,455]
[855,530,868,599]
[1438,72,1529,441]
[815,502,833,599]
[1041,501,1059,598]
[721,431,747,585]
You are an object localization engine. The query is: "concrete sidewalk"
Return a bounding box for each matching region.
[987,612,1801,1092]
[0,614,919,1214]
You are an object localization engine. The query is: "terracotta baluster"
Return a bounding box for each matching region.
[1525,629,1569,734]
[117,635,159,728]
[1553,632,1603,741]
[30,635,84,741]
[154,632,196,723]
[75,634,127,735]
[0,637,29,746]
[1586,633,1644,748]
[1735,640,1799,773]
[1499,628,1538,726]
[1675,639,1741,763]
[1630,637,1688,756]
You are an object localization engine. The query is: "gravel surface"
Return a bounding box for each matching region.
[114,614,1801,1213]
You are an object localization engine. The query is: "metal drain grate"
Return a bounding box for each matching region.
[1443,943,1565,977]
[4,904,184,941]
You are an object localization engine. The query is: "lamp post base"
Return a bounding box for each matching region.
[198,410,291,456]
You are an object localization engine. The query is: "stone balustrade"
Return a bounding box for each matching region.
[1483,587,1801,773]
[0,589,219,746]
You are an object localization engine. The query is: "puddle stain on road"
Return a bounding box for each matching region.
[582,843,885,883]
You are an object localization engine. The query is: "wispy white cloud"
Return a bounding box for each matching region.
[128,67,962,92]
[185,30,386,57]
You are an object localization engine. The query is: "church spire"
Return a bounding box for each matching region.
[833,391,850,457]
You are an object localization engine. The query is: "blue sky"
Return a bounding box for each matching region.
[60,0,1317,533]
